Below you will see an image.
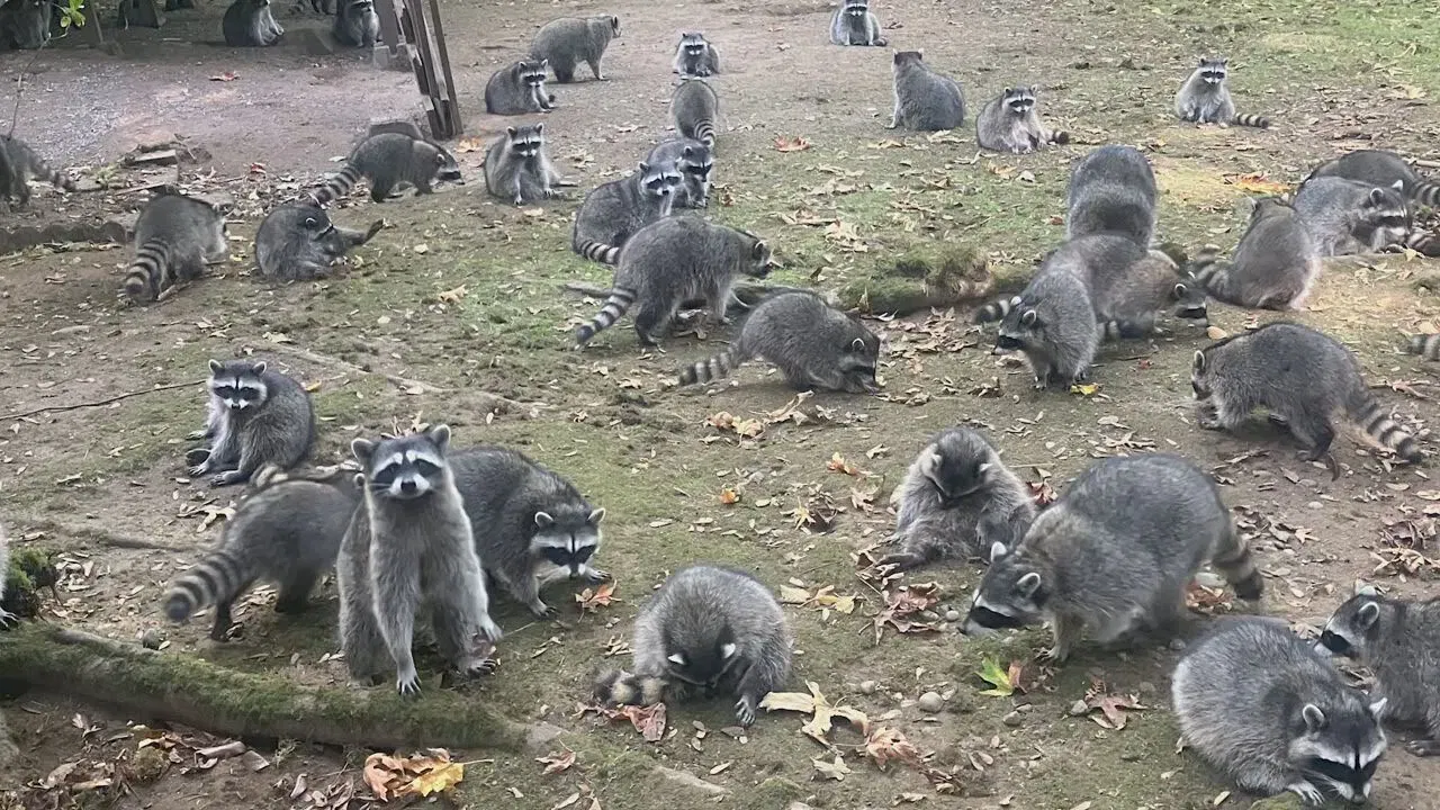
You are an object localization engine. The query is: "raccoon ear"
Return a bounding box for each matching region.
[989,541,1008,562]
[1009,295,1022,306]
[850,337,867,353]
[427,423,451,452]
[751,240,768,261]
[720,642,737,659]
[1244,196,1260,213]
[1174,283,1188,298]
[350,438,375,463]
[587,507,606,526]
[209,359,223,374]
[252,361,267,375]
[539,58,549,69]
[1368,697,1388,719]
[1356,601,1381,629]
[1369,187,1387,205]
[534,511,555,529]
[1020,309,1038,326]
[1192,350,1206,371]
[1015,572,1042,598]
[918,448,941,476]
[534,122,545,135]
[682,146,694,159]
[1301,703,1328,732]
[978,461,993,476]
[1002,86,1012,95]
[667,652,686,666]
[353,472,366,488]
[1029,85,1038,96]
[1391,179,1405,192]
[638,161,650,174]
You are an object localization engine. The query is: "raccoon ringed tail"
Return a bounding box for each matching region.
[122,239,173,301]
[37,161,77,192]
[973,295,1018,324]
[1348,392,1422,463]
[1404,229,1440,258]
[308,164,362,206]
[593,668,667,706]
[574,288,637,347]
[1210,525,1263,601]
[1229,113,1270,129]
[164,549,253,622]
[679,343,750,387]
[1101,320,1148,341]
[693,121,717,148]
[1405,334,1440,361]
[1047,129,1071,145]
[1414,179,1440,209]
[575,240,622,265]
[247,463,290,492]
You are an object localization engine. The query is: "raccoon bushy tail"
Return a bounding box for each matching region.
[122,239,174,301]
[1210,522,1264,601]
[1188,248,1246,306]
[574,288,636,347]
[1229,113,1270,129]
[1346,388,1422,463]
[1414,179,1440,209]
[28,155,77,192]
[973,295,1018,324]
[593,668,667,706]
[164,548,258,622]
[574,239,622,265]
[1406,334,1440,361]
[1404,228,1440,258]
[306,163,363,206]
[678,338,754,386]
[693,120,717,149]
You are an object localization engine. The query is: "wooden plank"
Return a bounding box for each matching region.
[427,0,462,137]
[373,0,401,50]
[402,0,444,138]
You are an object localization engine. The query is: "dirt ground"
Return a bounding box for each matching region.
[2,0,1440,808]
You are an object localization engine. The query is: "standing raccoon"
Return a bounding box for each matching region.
[829,0,885,46]
[982,266,1099,391]
[888,51,965,132]
[1174,57,1271,128]
[484,124,564,206]
[1174,617,1388,805]
[676,290,881,393]
[1318,584,1440,756]
[0,135,77,209]
[164,465,360,641]
[121,192,229,302]
[1192,322,1422,477]
[306,132,464,206]
[485,59,555,115]
[570,161,680,264]
[1292,176,1412,256]
[673,32,719,77]
[254,204,385,282]
[1188,197,1320,310]
[530,15,620,83]
[222,0,283,47]
[449,447,608,618]
[644,138,713,209]
[186,359,316,488]
[593,564,791,727]
[574,217,771,348]
[671,77,719,149]
[876,427,1037,573]
[963,453,1263,662]
[1066,144,1159,246]
[339,425,503,694]
[976,86,1069,153]
[333,0,378,48]
[0,0,51,50]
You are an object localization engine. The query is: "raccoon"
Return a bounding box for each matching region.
[1307,149,1440,210]
[530,15,619,83]
[976,86,1070,154]
[0,523,14,629]
[985,269,1098,391]
[875,427,1037,573]
[222,0,283,47]
[0,0,51,50]
[888,51,965,132]
[1188,197,1321,310]
[671,77,719,149]
[338,425,503,694]
[485,59,555,115]
[1192,322,1422,478]
[829,0,885,46]
[1174,617,1388,805]
[163,465,360,641]
[1317,584,1440,757]
[673,32,720,77]
[333,0,378,48]
[1066,145,1159,247]
[121,192,229,302]
[644,138,713,209]
[592,564,791,727]
[254,204,385,282]
[1292,176,1411,257]
[449,447,607,618]
[1055,233,1209,338]
[0,135,77,209]
[570,161,681,264]
[1174,57,1270,128]
[1405,334,1440,361]
[676,290,881,393]
[185,359,316,488]
[963,453,1263,662]
[306,132,464,206]
[483,124,564,206]
[574,217,771,348]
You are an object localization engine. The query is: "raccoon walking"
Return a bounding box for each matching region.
[963,453,1263,662]
[339,425,503,694]
[223,0,283,46]
[186,359,316,487]
[676,290,880,393]
[333,0,378,48]
[1066,144,1159,247]
[1192,322,1422,477]
[306,132,464,206]
[1174,57,1271,128]
[574,217,771,348]
[644,138,713,209]
[122,192,229,302]
[0,135,77,209]
[1292,176,1411,256]
[976,86,1069,154]
[254,204,385,282]
[829,0,886,46]
[485,59,555,115]
[671,77,719,149]
[978,262,1099,391]
[593,564,791,726]
[888,51,965,132]
[875,428,1036,573]
[673,32,720,77]
[484,124,565,206]
[0,0,52,50]
[1174,617,1388,805]
[164,465,360,640]
[1188,197,1320,310]
[530,15,620,83]
[570,162,680,264]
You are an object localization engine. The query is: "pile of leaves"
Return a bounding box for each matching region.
[579,701,667,742]
[362,749,466,801]
[872,582,943,643]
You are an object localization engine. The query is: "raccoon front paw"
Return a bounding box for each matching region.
[1038,643,1071,664]
[734,695,758,727]
[1285,780,1326,805]
[209,470,246,488]
[478,617,504,643]
[459,654,499,677]
[187,461,212,478]
[583,568,610,584]
[512,195,525,206]
[1196,407,1223,430]
[1406,739,1440,757]
[186,429,209,441]
[0,606,17,630]
[396,671,422,697]
[529,601,559,619]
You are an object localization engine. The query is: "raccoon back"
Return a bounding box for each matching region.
[632,564,790,681]
[1066,145,1158,246]
[671,78,719,146]
[448,446,587,563]
[893,60,965,131]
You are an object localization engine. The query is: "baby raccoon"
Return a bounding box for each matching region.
[575,217,771,349]
[1292,176,1410,256]
[1318,584,1440,757]
[593,564,791,727]
[186,359,316,488]
[122,192,229,302]
[1188,197,1320,310]
[571,161,680,264]
[530,15,620,83]
[1192,322,1422,478]
[1307,148,1440,209]
[963,453,1262,663]
[485,59,556,115]
[671,77,719,149]
[333,0,378,48]
[829,0,885,46]
[644,138,713,209]
[0,0,51,49]
[1174,57,1271,128]
[1066,144,1159,247]
[307,132,464,205]
[676,290,880,393]
[222,0,283,47]
[888,51,965,132]
[875,427,1036,573]
[979,265,1099,391]
[673,32,720,77]
[484,124,564,206]
[254,204,385,282]
[1174,617,1388,805]
[976,86,1069,154]
[0,135,77,209]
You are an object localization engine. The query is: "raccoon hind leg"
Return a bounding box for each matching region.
[275,569,320,614]
[1283,411,1338,479]
[209,598,237,641]
[431,579,501,676]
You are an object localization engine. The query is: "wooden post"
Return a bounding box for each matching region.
[370,0,461,139]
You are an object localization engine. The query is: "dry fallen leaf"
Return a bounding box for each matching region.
[209,71,238,82]
[812,754,851,781]
[437,285,468,303]
[575,581,618,613]
[1205,325,1229,340]
[1082,679,1148,730]
[455,136,485,153]
[827,452,862,476]
[760,681,870,744]
[719,487,741,505]
[536,749,576,775]
[874,582,943,642]
[706,411,765,439]
[1223,173,1291,195]
[774,135,812,152]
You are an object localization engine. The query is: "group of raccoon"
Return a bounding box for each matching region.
[214,0,380,51]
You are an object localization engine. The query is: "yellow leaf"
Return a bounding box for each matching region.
[1069,383,1100,396]
[774,135,812,152]
[403,761,464,796]
[718,487,741,505]
[363,753,404,801]
[778,585,812,604]
[437,285,468,303]
[1223,173,1291,195]
[757,689,816,714]
[1205,325,1229,340]
[455,137,485,153]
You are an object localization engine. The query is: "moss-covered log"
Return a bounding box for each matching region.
[836,245,994,315]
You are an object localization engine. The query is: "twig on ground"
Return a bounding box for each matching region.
[4,380,201,421]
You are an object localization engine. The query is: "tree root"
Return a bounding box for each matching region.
[17,516,186,552]
[560,280,827,314]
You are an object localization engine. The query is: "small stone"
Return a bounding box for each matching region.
[1002,710,1023,727]
[140,628,164,650]
[859,680,878,695]
[1069,699,1089,716]
[917,692,945,713]
[944,609,961,622]
[1169,638,1187,651]
[1138,681,1157,695]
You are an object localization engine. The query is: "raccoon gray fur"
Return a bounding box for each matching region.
[976,86,1070,154]
[1057,233,1209,339]
[571,161,680,264]
[306,132,464,206]
[185,359,316,488]
[671,77,719,149]
[121,193,229,302]
[644,138,713,209]
[876,427,1037,573]
[254,204,385,282]
[574,217,771,348]
[1188,198,1320,310]
[485,59,555,115]
[1174,617,1388,805]
[222,0,283,47]
[987,266,1100,391]
[829,0,885,46]
[333,0,378,48]
[1174,57,1271,128]
[1192,322,1422,478]
[888,51,965,132]
[1307,149,1440,209]
[676,290,880,393]
[483,124,564,206]
[1405,334,1440,361]
[0,135,77,209]
[1318,584,1440,757]
[0,523,14,629]
[1292,176,1411,257]
[164,464,360,641]
[1066,144,1159,247]
[530,15,619,83]
[0,0,51,50]
[963,453,1263,663]
[448,447,607,618]
[673,32,720,77]
[338,425,503,694]
[592,564,791,726]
